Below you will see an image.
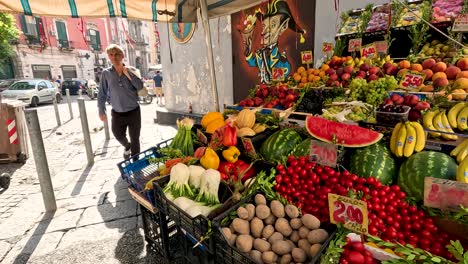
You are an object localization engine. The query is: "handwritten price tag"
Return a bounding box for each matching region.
[322,42,333,54]
[453,14,468,32]
[301,51,313,64]
[309,140,338,167]
[424,177,468,211]
[272,67,286,81]
[400,71,425,88]
[375,41,388,54]
[329,193,369,234]
[241,137,257,158]
[360,43,377,58]
[348,38,362,52]
[196,129,208,145]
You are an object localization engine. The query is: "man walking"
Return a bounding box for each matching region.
[98,44,144,159]
[153,71,163,105]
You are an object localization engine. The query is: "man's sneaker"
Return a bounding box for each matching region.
[123,148,131,160]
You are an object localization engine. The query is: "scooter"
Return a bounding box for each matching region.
[86,86,99,100]
[137,86,154,104]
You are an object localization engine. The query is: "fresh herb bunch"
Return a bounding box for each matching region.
[319,226,350,264]
[148,147,185,165]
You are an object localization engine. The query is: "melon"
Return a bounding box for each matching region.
[350,144,396,185]
[398,151,457,201]
[305,116,383,147]
[260,129,302,163]
[293,138,312,157]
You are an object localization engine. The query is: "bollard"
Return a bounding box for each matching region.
[103,115,110,140]
[77,98,94,165]
[25,109,57,211]
[78,89,83,99]
[52,94,61,126]
[66,89,73,119]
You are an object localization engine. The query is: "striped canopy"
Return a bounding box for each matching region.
[0,0,265,22]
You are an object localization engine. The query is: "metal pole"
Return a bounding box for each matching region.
[199,0,220,112]
[104,115,110,140]
[66,89,73,119]
[25,109,57,212]
[77,98,94,165]
[52,94,61,127]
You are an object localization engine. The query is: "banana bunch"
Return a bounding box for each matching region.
[390,122,426,157]
[451,138,468,163]
[447,102,468,131]
[422,110,458,140]
[457,156,468,183]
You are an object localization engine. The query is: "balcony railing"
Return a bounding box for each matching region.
[91,43,101,52]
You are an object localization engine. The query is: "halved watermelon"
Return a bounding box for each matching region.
[305,116,383,147]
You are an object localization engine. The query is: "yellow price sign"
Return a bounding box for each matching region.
[328,193,369,234]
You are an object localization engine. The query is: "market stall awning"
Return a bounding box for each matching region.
[0,0,264,22]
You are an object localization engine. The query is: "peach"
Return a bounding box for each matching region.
[422,69,433,80]
[433,77,449,89]
[420,85,434,92]
[456,58,468,71]
[410,63,423,72]
[453,78,468,90]
[451,89,467,100]
[432,62,447,73]
[422,58,436,70]
[432,72,447,81]
[457,71,468,79]
[398,69,408,76]
[399,60,411,69]
[445,66,461,80]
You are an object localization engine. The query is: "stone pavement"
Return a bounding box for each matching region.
[0,98,176,263]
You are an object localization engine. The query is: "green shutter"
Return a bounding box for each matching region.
[56,21,67,41]
[96,30,101,47]
[35,17,41,37]
[20,15,28,34]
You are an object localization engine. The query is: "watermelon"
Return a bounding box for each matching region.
[350,144,396,185]
[305,116,383,147]
[260,129,302,163]
[293,138,312,157]
[398,151,457,201]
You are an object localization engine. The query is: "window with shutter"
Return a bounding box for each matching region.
[88,29,101,51]
[56,21,69,48]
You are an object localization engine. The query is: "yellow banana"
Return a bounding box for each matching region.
[457,145,468,163]
[411,122,426,152]
[451,139,468,157]
[456,156,468,183]
[434,112,451,140]
[404,123,417,157]
[422,110,440,138]
[448,102,466,129]
[440,112,458,140]
[390,122,403,155]
[457,106,468,131]
[396,124,407,158]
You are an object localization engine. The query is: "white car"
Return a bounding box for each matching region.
[1,79,62,107]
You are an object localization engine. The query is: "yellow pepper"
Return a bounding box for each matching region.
[222,146,240,163]
[200,147,220,170]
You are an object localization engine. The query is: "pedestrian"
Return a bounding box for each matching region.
[153,71,163,105]
[55,75,62,85]
[98,44,144,160]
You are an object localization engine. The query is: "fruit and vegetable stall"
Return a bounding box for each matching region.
[117,1,468,263]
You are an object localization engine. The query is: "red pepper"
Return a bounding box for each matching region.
[233,160,256,183]
[218,161,235,176]
[222,124,237,147]
[220,172,229,181]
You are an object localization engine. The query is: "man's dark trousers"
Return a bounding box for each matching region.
[111,106,141,156]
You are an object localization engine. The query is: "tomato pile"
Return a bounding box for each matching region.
[238,84,300,109]
[274,156,455,260]
[341,240,378,264]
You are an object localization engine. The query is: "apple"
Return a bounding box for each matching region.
[336,67,344,76]
[330,74,339,81]
[395,97,404,105]
[368,74,379,81]
[357,71,367,78]
[369,66,380,75]
[326,68,336,75]
[360,64,370,72]
[247,99,255,107]
[285,94,295,102]
[341,73,351,81]
[253,97,263,106]
[384,98,394,105]
[383,62,394,69]
[278,92,285,99]
[408,109,422,121]
[414,101,431,111]
[408,95,419,107]
[390,94,403,102]
[344,66,354,74]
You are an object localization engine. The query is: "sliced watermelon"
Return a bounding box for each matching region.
[305,116,383,147]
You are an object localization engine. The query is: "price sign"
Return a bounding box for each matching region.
[348,38,362,52]
[424,177,468,211]
[272,67,286,81]
[309,140,338,167]
[301,51,313,65]
[360,43,377,58]
[196,129,208,145]
[375,41,388,54]
[322,42,333,54]
[453,14,468,32]
[241,137,257,158]
[329,193,369,234]
[400,71,425,88]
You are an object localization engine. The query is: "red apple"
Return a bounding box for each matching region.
[357,71,367,78]
[369,66,380,75]
[383,62,394,69]
[408,95,419,107]
[384,98,394,105]
[395,97,404,105]
[408,109,422,121]
[368,74,379,81]
[330,74,338,81]
[341,73,351,81]
[336,67,344,76]
[360,64,370,72]
[326,68,336,75]
[390,93,403,102]
[414,101,431,111]
[344,66,354,74]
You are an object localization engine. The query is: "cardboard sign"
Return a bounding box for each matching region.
[400,71,425,88]
[453,14,468,32]
[301,51,313,65]
[196,129,208,145]
[329,193,369,234]
[309,140,338,167]
[322,42,333,54]
[424,177,468,211]
[348,38,362,52]
[360,43,377,58]
[241,137,257,158]
[375,41,388,54]
[272,67,286,81]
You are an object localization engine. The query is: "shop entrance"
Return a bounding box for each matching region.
[32,65,51,79]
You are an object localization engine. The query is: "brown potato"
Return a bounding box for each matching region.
[250,250,263,264]
[309,244,322,258]
[272,240,292,255]
[229,222,235,234]
[264,214,276,225]
[275,218,293,237]
[237,207,249,220]
[279,254,292,264]
[262,251,278,264]
[245,204,256,221]
[222,228,232,243]
[232,218,250,234]
[251,217,264,238]
[290,218,303,230]
[229,234,237,247]
[301,214,320,230]
[262,225,275,239]
[267,232,284,245]
[298,226,310,239]
[285,204,300,218]
[298,239,311,254]
[270,200,285,218]
[286,240,296,251]
[290,231,300,243]
[255,194,267,205]
[254,238,271,252]
[256,204,271,220]
[292,248,307,262]
[236,234,253,253]
[307,229,329,244]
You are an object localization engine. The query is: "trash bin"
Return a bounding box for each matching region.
[0,98,29,163]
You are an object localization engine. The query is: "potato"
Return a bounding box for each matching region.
[268,232,284,244]
[250,250,263,264]
[262,251,278,264]
[254,238,271,252]
[255,194,267,205]
[222,228,233,243]
[307,229,329,244]
[229,234,238,247]
[285,204,300,218]
[229,222,235,234]
[301,214,320,230]
[251,217,264,238]
[292,248,307,262]
[232,218,250,234]
[256,204,271,220]
[286,240,296,251]
[245,204,256,221]
[298,239,311,254]
[290,218,303,230]
[290,231,300,243]
[279,254,292,264]
[264,214,276,225]
[309,243,322,258]
[298,226,310,239]
[275,218,293,237]
[272,240,292,255]
[237,207,249,220]
[270,200,285,218]
[236,234,253,253]
[262,225,275,239]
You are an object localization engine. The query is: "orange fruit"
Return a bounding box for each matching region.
[319,71,326,77]
[307,68,314,75]
[308,74,315,82]
[298,83,304,88]
[313,76,321,82]
[297,66,306,74]
[301,77,308,83]
[321,64,330,71]
[399,60,411,69]
[410,63,423,72]
[293,73,301,82]
[301,71,308,78]
[313,69,320,75]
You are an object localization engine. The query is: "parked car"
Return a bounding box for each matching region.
[1,79,62,107]
[61,79,87,95]
[0,79,19,93]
